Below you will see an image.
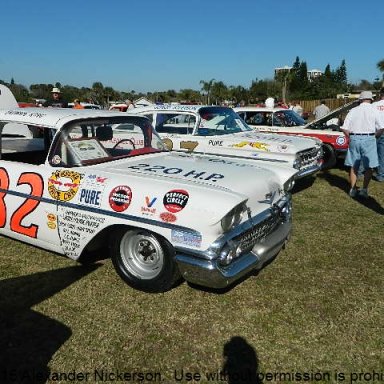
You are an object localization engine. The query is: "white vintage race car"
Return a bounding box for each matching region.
[129,104,323,178]
[234,105,354,168]
[0,107,295,292]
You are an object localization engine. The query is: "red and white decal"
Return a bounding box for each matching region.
[163,189,189,213]
[109,185,132,212]
[159,212,177,223]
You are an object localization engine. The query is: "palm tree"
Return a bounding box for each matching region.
[377,59,384,86]
[91,82,104,105]
[199,78,215,104]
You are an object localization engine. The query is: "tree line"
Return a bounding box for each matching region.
[2,57,384,106]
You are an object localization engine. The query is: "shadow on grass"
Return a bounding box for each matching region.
[291,175,316,194]
[317,172,384,215]
[222,336,262,384]
[0,264,100,383]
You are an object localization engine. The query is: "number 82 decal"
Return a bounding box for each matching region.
[0,168,44,238]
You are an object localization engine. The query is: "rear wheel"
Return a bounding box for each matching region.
[110,228,181,292]
[321,144,337,169]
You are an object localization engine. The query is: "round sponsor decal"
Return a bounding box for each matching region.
[160,212,177,223]
[163,189,189,213]
[47,221,56,230]
[336,136,346,146]
[51,155,62,165]
[109,185,132,212]
[48,170,82,201]
[47,213,56,222]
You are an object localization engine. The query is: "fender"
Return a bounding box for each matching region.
[0,84,19,109]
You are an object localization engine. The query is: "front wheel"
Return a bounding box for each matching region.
[110,228,181,292]
[321,144,337,169]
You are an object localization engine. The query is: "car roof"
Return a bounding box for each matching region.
[133,104,220,114]
[0,107,147,130]
[234,106,286,113]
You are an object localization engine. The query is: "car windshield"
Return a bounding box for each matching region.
[273,110,306,127]
[49,115,167,167]
[240,109,306,127]
[197,107,252,136]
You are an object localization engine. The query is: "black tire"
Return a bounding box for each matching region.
[321,144,337,169]
[110,227,181,292]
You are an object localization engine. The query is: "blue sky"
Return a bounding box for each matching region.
[1,0,383,93]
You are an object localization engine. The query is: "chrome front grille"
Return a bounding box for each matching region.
[234,209,280,254]
[298,147,321,168]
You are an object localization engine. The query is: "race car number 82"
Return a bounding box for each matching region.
[0,168,43,238]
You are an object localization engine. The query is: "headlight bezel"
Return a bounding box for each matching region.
[283,177,295,193]
[293,155,302,170]
[221,203,247,233]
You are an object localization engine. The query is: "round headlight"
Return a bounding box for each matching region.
[293,156,302,169]
[221,204,246,232]
[283,177,295,192]
[221,212,236,233]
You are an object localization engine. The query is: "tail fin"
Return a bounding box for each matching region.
[0,84,19,109]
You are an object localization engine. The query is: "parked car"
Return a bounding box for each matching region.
[234,102,358,168]
[0,106,295,292]
[67,102,102,109]
[129,104,323,179]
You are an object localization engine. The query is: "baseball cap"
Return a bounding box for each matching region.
[51,87,61,93]
[358,91,373,100]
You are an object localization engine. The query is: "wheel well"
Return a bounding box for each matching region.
[321,143,337,169]
[78,224,174,264]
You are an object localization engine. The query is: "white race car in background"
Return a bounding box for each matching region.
[0,106,295,292]
[129,104,323,179]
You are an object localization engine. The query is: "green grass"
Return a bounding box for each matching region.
[0,166,383,384]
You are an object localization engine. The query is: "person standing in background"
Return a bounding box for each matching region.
[372,88,384,181]
[265,97,275,108]
[73,99,84,109]
[44,87,68,108]
[125,99,135,109]
[313,100,330,120]
[341,91,384,198]
[292,101,303,116]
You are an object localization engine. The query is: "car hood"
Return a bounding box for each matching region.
[305,99,359,129]
[89,151,295,221]
[230,131,319,152]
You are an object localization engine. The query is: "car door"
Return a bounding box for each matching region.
[0,160,63,253]
[153,112,203,153]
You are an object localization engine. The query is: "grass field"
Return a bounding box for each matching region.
[0,166,383,384]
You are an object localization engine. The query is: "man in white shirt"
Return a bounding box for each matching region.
[313,100,330,120]
[341,91,384,198]
[265,97,275,108]
[372,88,384,181]
[292,102,303,117]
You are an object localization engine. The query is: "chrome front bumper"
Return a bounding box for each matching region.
[295,162,322,179]
[175,197,292,289]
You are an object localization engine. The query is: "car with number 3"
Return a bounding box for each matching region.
[0,100,299,292]
[129,104,323,179]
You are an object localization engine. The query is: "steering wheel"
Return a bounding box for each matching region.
[112,139,136,150]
